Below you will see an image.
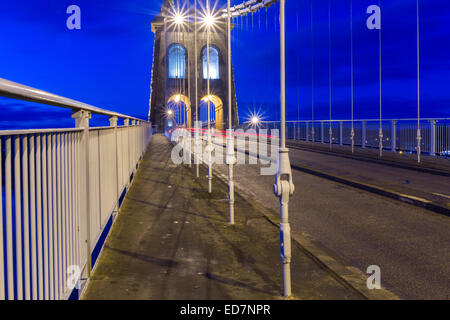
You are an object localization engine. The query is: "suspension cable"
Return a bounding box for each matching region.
[328,0,332,150]
[311,0,314,142]
[378,0,383,157]
[296,1,300,123]
[416,0,421,163]
[350,0,355,153]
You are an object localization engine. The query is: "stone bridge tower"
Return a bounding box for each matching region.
[149,1,239,132]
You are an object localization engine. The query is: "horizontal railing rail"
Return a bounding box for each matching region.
[260,119,450,157]
[0,78,152,300]
[0,78,145,121]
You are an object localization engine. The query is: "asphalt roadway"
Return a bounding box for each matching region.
[211,142,450,300]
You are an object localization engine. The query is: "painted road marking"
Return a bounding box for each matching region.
[399,193,432,203]
[432,192,450,199]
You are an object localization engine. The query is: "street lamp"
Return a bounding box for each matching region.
[174,13,185,25]
[273,0,295,298]
[203,1,217,193]
[226,0,236,225]
[203,14,215,27]
[251,116,260,126]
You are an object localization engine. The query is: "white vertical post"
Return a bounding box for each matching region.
[110,116,120,214]
[62,133,68,297]
[74,132,80,275]
[72,110,92,279]
[14,136,23,300]
[41,134,49,299]
[35,135,44,300]
[29,135,38,300]
[391,120,397,152]
[124,119,130,185]
[22,136,30,300]
[274,0,295,298]
[0,138,4,300]
[194,2,199,178]
[430,120,436,156]
[52,133,61,299]
[46,134,54,300]
[321,121,324,143]
[227,0,236,225]
[5,137,14,300]
[132,119,137,173]
[306,121,309,142]
[362,121,367,148]
[339,121,343,146]
[69,133,76,283]
[66,132,73,297]
[207,2,213,194]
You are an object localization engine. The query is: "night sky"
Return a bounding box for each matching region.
[0,0,449,129]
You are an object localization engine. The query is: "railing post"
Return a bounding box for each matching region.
[306,121,309,142]
[109,116,119,214]
[124,119,131,183]
[391,120,397,152]
[72,110,92,279]
[321,121,324,143]
[430,120,436,156]
[339,121,343,146]
[362,121,367,148]
[132,120,137,172]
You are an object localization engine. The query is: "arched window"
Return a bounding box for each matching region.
[202,46,220,79]
[168,44,186,79]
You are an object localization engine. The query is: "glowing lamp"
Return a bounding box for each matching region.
[174,14,184,25]
[204,14,215,27]
[251,116,260,125]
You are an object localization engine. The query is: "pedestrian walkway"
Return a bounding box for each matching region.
[82,134,365,300]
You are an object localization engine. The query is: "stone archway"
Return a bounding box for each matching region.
[168,94,191,128]
[201,94,224,131]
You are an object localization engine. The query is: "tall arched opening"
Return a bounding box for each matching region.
[168,94,191,128]
[200,94,224,131]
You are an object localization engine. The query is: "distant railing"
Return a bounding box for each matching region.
[261,119,450,157]
[0,78,152,300]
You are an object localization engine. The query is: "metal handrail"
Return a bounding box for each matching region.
[0,78,147,122]
[0,127,83,137]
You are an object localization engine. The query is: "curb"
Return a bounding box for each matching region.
[210,168,400,300]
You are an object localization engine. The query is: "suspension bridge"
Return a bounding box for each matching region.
[0,0,449,301]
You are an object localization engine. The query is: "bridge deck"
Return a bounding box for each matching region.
[81,134,366,300]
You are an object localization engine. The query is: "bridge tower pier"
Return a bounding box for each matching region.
[149,2,239,132]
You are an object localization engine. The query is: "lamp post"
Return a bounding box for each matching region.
[195,0,200,177]
[205,2,214,193]
[273,0,295,298]
[226,0,236,224]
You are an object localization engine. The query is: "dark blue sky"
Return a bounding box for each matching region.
[0,0,449,129]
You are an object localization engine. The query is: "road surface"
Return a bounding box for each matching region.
[209,142,450,299]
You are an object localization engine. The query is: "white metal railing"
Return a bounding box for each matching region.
[0,78,152,300]
[261,119,450,157]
